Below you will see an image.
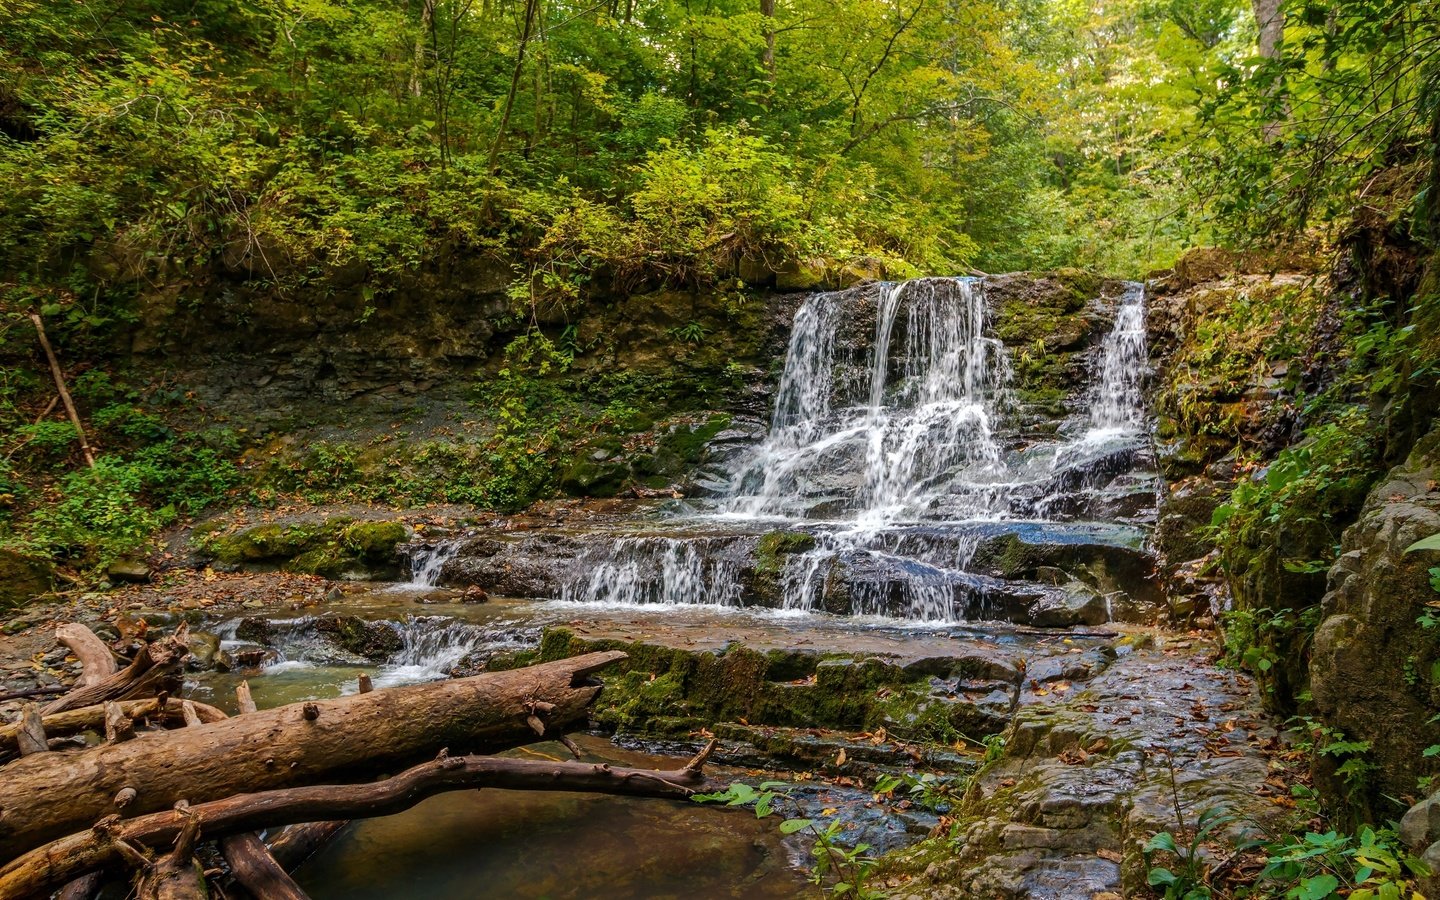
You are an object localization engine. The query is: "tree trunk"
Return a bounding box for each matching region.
[0,743,716,899]
[486,0,540,174]
[760,0,776,88]
[1251,0,1286,139]
[0,651,624,860]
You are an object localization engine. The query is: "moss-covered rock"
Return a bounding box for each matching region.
[0,548,53,608]
[748,530,817,606]
[195,515,408,579]
[342,520,407,555]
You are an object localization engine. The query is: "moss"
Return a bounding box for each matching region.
[313,615,403,660]
[560,458,630,497]
[342,520,407,555]
[755,530,817,574]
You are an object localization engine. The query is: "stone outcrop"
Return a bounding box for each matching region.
[1310,427,1440,803]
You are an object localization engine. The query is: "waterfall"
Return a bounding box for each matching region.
[727,277,1011,522]
[402,540,462,590]
[559,536,744,608]
[1089,284,1148,432]
[558,276,1155,623]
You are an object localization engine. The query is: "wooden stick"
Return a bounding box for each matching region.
[134,807,205,900]
[29,314,95,468]
[265,821,349,871]
[0,749,716,898]
[16,703,47,756]
[32,395,58,425]
[0,686,65,703]
[56,624,117,687]
[42,629,189,716]
[103,702,136,743]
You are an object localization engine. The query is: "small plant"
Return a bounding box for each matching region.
[1144,806,1236,899]
[694,781,887,898]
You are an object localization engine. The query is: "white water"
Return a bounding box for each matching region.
[727,278,1011,523]
[560,536,744,608]
[400,540,462,590]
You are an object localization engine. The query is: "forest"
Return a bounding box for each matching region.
[2,0,1440,897]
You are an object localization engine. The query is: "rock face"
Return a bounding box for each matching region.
[1310,428,1440,802]
[879,644,1293,899]
[1146,247,1332,621]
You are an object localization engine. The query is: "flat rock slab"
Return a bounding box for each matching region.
[880,641,1293,899]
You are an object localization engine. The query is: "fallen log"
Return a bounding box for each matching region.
[0,650,625,859]
[219,834,309,900]
[42,631,189,716]
[0,743,716,899]
[55,625,116,688]
[0,698,226,759]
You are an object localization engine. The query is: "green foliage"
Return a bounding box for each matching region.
[1251,825,1429,899]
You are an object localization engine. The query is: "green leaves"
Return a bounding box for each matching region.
[1404,534,1440,554]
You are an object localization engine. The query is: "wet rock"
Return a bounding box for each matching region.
[313,615,403,661]
[186,631,222,670]
[106,559,152,583]
[462,586,489,603]
[1027,582,1110,628]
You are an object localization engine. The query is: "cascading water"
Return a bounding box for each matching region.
[559,536,745,608]
[402,540,462,590]
[727,278,1011,522]
[1089,283,1148,433]
[560,277,1155,623]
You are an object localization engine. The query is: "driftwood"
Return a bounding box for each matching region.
[0,686,65,704]
[0,650,625,859]
[0,742,716,899]
[55,625,116,687]
[219,833,309,900]
[132,808,205,900]
[0,697,226,759]
[16,704,46,757]
[42,630,189,716]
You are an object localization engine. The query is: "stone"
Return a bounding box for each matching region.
[106,560,152,583]
[1028,582,1111,628]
